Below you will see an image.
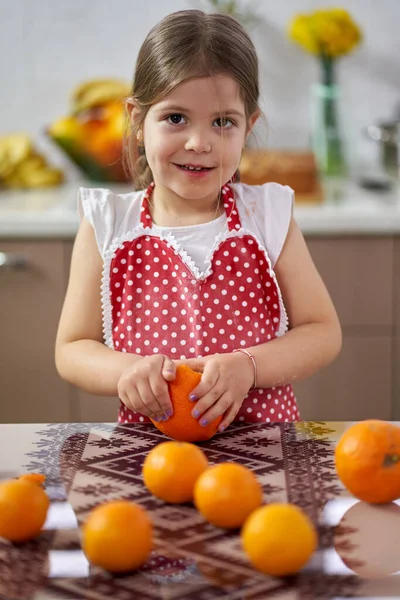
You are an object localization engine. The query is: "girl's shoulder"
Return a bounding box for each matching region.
[77,186,144,258]
[231,182,295,267]
[78,185,143,214]
[231,181,294,212]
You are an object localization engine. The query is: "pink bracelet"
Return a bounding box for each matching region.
[233,348,257,390]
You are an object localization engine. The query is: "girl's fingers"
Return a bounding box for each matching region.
[120,389,151,418]
[148,370,173,417]
[190,382,222,420]
[217,402,241,433]
[161,356,177,382]
[136,381,165,420]
[196,391,234,426]
[189,363,219,405]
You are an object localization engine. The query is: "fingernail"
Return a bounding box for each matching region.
[165,409,173,418]
[219,425,226,432]
[192,409,200,418]
[152,416,160,422]
[200,419,208,427]
[189,394,198,402]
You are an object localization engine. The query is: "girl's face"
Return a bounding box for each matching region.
[142,75,257,204]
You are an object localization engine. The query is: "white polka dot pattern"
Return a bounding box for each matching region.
[111,183,300,424]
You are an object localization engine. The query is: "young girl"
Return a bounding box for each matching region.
[55,10,341,432]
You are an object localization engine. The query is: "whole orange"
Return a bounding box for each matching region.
[150,365,222,442]
[143,441,208,503]
[194,463,263,529]
[82,500,152,572]
[241,503,318,576]
[335,420,400,503]
[0,478,50,542]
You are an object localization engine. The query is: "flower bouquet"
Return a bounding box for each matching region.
[288,9,362,191]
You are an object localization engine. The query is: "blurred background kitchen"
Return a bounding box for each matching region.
[1,0,399,425]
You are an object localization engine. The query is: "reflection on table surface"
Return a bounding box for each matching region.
[0,421,399,599]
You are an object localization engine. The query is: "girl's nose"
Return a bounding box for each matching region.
[184,130,212,154]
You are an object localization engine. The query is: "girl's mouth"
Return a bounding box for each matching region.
[175,164,215,177]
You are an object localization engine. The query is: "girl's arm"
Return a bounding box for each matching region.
[185,217,342,429]
[55,219,142,396]
[242,216,342,387]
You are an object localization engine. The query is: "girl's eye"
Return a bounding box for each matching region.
[214,117,234,128]
[166,114,186,125]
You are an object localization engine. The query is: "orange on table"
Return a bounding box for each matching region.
[143,441,208,503]
[82,500,152,573]
[0,478,50,542]
[150,364,222,442]
[335,419,400,504]
[194,463,263,529]
[19,473,46,486]
[241,503,318,576]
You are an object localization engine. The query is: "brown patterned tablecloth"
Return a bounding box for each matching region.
[0,421,399,599]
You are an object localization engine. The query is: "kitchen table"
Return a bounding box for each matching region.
[0,421,399,599]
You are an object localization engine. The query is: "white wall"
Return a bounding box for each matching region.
[1,0,399,175]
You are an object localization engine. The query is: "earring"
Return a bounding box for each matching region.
[137,131,144,147]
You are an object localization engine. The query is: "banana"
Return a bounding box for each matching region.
[5,165,64,188]
[71,79,131,113]
[15,154,47,178]
[0,134,33,168]
[20,167,64,188]
[0,134,64,189]
[72,78,129,100]
[3,173,24,188]
[0,150,14,179]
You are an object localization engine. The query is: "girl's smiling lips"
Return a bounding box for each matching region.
[174,163,215,169]
[174,162,216,177]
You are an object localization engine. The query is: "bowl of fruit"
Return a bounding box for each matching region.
[47,78,132,183]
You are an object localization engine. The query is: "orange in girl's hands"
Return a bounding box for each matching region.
[0,478,50,542]
[143,441,209,503]
[335,419,400,504]
[194,463,263,529]
[150,364,222,442]
[82,500,152,573]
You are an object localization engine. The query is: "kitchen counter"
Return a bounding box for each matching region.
[0,181,400,237]
[1,420,400,599]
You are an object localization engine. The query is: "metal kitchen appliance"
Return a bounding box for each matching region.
[366,105,400,183]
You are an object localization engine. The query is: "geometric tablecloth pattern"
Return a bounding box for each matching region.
[1,422,396,599]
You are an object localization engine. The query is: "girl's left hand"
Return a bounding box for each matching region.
[184,352,255,432]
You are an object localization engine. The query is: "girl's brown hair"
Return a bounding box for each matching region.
[123,9,260,189]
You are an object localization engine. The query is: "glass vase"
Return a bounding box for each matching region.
[311,83,348,201]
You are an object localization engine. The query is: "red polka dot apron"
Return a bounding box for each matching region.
[104,182,300,424]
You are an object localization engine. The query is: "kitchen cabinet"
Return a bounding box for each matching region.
[296,237,393,420]
[0,236,396,423]
[295,336,392,420]
[0,241,74,422]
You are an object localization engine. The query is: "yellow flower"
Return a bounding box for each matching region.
[288,8,362,58]
[289,14,319,55]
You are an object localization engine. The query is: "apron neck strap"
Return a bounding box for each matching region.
[221,183,241,231]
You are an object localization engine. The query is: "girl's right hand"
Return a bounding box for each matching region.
[117,355,176,421]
